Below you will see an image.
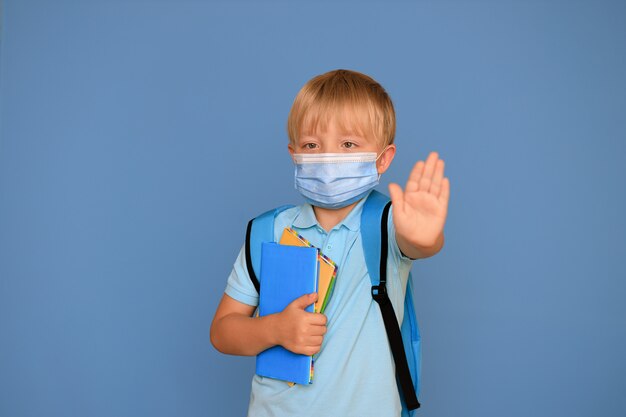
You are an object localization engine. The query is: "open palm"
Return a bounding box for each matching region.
[388,151,450,249]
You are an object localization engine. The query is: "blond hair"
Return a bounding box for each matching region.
[287,69,396,148]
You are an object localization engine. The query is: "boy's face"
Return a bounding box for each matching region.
[287,116,396,175]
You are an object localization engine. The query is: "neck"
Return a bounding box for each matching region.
[312,200,360,233]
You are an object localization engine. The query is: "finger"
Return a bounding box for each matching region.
[308,321,327,334]
[306,335,324,346]
[419,152,439,192]
[439,177,450,205]
[388,183,405,215]
[405,160,424,192]
[304,346,321,356]
[290,292,317,310]
[308,328,326,339]
[430,159,445,196]
[309,313,327,326]
[422,152,439,180]
[419,152,438,191]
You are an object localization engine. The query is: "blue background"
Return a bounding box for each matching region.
[1,1,625,416]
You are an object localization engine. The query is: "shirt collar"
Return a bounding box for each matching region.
[291,190,373,232]
[291,203,318,229]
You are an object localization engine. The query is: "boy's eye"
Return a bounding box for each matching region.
[343,141,356,149]
[304,143,318,150]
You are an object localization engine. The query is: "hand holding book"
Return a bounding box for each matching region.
[274,292,327,356]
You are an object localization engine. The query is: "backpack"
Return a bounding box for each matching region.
[244,190,422,415]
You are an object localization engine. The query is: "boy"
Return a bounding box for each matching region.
[210,69,450,416]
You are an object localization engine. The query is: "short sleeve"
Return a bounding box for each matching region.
[386,206,414,322]
[224,243,259,307]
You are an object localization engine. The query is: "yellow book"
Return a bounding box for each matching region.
[279,228,338,314]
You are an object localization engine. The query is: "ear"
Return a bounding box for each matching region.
[376,144,396,174]
[288,143,295,161]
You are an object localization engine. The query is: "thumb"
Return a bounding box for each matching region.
[289,292,318,310]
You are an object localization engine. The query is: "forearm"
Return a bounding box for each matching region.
[397,230,444,260]
[210,312,279,356]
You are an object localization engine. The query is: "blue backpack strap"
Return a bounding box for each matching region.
[362,190,421,412]
[245,205,294,293]
[361,190,391,289]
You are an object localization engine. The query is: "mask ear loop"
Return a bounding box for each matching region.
[375,145,390,180]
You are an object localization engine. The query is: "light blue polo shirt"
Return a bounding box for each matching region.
[225,191,414,417]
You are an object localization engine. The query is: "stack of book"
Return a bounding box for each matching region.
[255,228,338,385]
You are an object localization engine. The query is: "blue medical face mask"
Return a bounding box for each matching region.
[292,150,386,209]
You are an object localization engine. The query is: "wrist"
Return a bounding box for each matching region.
[261,312,282,347]
[397,231,444,259]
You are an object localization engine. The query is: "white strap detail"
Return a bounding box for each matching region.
[293,152,377,164]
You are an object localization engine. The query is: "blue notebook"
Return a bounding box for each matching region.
[256,242,319,385]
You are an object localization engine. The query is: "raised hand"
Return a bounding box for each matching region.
[388,151,450,253]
